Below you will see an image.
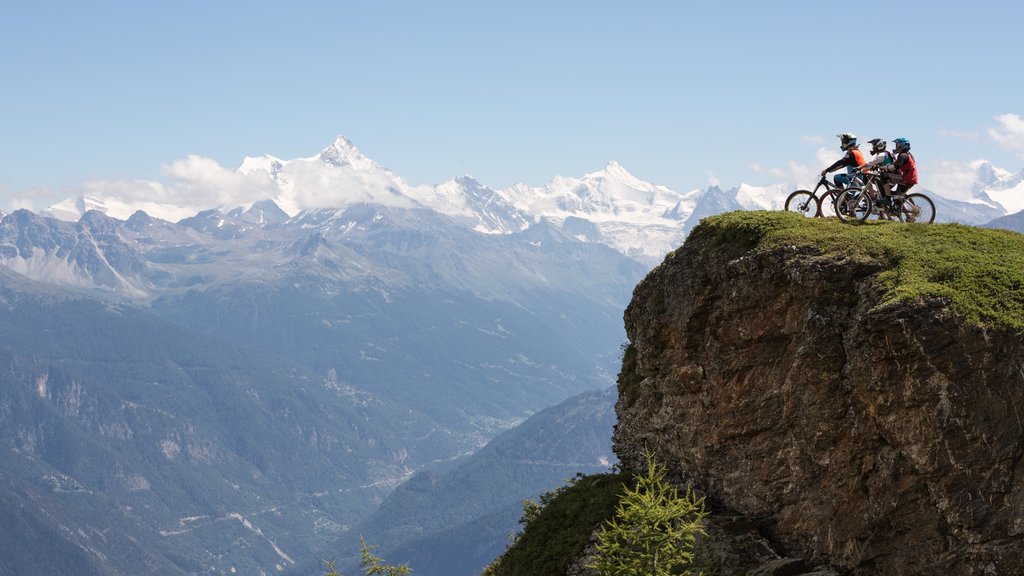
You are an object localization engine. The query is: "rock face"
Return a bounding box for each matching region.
[613,223,1024,575]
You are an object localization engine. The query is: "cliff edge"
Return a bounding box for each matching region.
[614,211,1024,575]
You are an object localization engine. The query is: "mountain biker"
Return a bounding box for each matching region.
[881,137,918,197]
[865,138,895,169]
[820,133,867,189]
[865,138,897,199]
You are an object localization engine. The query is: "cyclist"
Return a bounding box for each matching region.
[820,133,867,189]
[865,138,895,169]
[865,138,897,201]
[882,137,918,197]
[868,139,901,217]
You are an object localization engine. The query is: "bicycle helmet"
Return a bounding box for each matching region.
[893,137,911,152]
[837,132,858,150]
[868,138,887,155]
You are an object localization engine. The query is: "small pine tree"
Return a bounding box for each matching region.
[359,536,412,576]
[323,537,412,576]
[588,451,708,576]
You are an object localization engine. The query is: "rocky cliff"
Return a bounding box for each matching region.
[613,212,1024,575]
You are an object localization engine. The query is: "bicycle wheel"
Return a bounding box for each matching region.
[784,190,819,217]
[818,190,839,218]
[834,187,872,223]
[899,193,936,224]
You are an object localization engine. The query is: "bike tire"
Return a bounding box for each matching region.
[818,190,839,218]
[899,193,936,224]
[834,188,872,224]
[784,190,819,218]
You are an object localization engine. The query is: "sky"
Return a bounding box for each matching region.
[3,1,1024,214]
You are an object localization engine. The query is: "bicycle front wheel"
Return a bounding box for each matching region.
[899,193,936,224]
[835,188,872,223]
[784,190,819,217]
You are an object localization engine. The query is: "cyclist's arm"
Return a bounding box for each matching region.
[822,152,853,174]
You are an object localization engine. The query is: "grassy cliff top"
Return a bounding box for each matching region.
[687,211,1024,330]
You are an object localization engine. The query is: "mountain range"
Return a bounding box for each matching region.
[34,137,1024,264]
[2,137,1024,574]
[0,174,641,573]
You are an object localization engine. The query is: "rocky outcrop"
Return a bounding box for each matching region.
[613,218,1024,575]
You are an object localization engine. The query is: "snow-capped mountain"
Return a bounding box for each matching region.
[40,137,1024,265]
[498,161,706,261]
[38,137,788,264]
[983,169,1024,214]
[416,175,529,234]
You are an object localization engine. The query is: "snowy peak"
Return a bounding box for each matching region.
[43,195,96,221]
[732,183,788,211]
[424,175,529,233]
[540,160,687,221]
[237,154,285,176]
[975,161,1010,192]
[982,168,1024,215]
[585,160,653,191]
[318,136,379,171]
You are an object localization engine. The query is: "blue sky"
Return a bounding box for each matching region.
[3,1,1023,212]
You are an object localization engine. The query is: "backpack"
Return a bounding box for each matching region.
[899,152,918,185]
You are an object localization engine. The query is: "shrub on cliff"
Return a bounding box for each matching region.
[589,451,708,576]
[482,472,626,576]
[484,455,710,576]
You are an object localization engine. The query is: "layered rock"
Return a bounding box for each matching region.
[613,218,1024,574]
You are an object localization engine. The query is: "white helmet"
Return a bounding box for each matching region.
[837,133,858,151]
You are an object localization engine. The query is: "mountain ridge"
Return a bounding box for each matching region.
[38,137,1024,265]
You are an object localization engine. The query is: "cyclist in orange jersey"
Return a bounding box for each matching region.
[821,132,867,189]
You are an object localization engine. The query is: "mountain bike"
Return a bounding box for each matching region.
[784,174,861,218]
[833,168,936,224]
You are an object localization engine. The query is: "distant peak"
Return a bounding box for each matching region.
[319,136,377,170]
[453,174,483,187]
[599,160,631,177]
[237,154,284,175]
[584,160,646,188]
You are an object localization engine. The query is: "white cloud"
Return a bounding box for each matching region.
[20,143,431,223]
[800,135,826,146]
[752,147,839,190]
[989,113,1024,157]
[4,185,62,213]
[706,172,720,187]
[283,162,416,212]
[45,155,285,221]
[161,155,279,207]
[76,179,202,221]
[940,128,980,141]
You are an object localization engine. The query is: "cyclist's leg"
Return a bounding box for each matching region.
[879,174,895,198]
[893,182,913,197]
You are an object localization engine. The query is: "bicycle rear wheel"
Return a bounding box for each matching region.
[835,188,872,223]
[784,190,819,217]
[899,193,936,224]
